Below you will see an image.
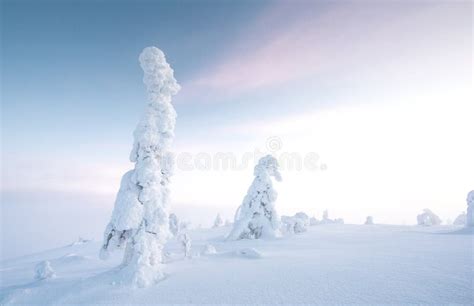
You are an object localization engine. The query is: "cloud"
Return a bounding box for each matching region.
[186,1,471,95]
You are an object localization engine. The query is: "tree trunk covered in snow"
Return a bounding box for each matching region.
[100,46,180,287]
[227,155,282,240]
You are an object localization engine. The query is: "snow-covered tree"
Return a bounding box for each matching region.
[467,190,474,227]
[35,261,56,280]
[319,210,344,224]
[323,210,329,221]
[227,155,282,240]
[179,233,191,258]
[453,212,466,226]
[99,46,180,287]
[365,216,374,225]
[417,209,441,226]
[309,216,319,226]
[169,213,180,236]
[213,214,224,228]
[281,212,310,234]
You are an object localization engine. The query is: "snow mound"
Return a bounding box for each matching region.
[202,244,217,255]
[235,248,263,259]
[69,237,91,246]
[55,253,90,264]
[34,261,56,280]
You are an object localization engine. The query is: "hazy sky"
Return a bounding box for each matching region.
[1,0,472,259]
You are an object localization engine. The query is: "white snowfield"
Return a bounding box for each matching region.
[1,224,472,305]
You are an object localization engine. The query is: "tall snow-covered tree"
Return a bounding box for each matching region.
[467,190,474,227]
[227,155,282,240]
[99,46,180,287]
[213,213,224,228]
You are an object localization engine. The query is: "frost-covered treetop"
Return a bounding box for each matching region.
[254,155,282,181]
[467,190,474,206]
[139,47,180,98]
[130,47,181,164]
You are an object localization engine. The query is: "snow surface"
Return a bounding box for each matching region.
[1,224,472,305]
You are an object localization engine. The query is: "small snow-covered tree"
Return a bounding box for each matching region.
[453,212,466,226]
[227,155,282,240]
[202,244,217,255]
[35,261,56,280]
[179,233,191,258]
[281,212,310,234]
[320,210,344,224]
[213,214,224,228]
[365,216,374,225]
[467,190,474,227]
[417,209,441,226]
[169,213,180,236]
[99,46,180,287]
[309,216,319,226]
[323,210,329,221]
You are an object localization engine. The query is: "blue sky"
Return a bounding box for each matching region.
[1,0,472,259]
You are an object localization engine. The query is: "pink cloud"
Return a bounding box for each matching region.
[186,1,470,95]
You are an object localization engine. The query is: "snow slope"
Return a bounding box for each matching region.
[1,225,472,305]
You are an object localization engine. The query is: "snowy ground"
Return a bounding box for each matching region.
[1,224,472,305]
